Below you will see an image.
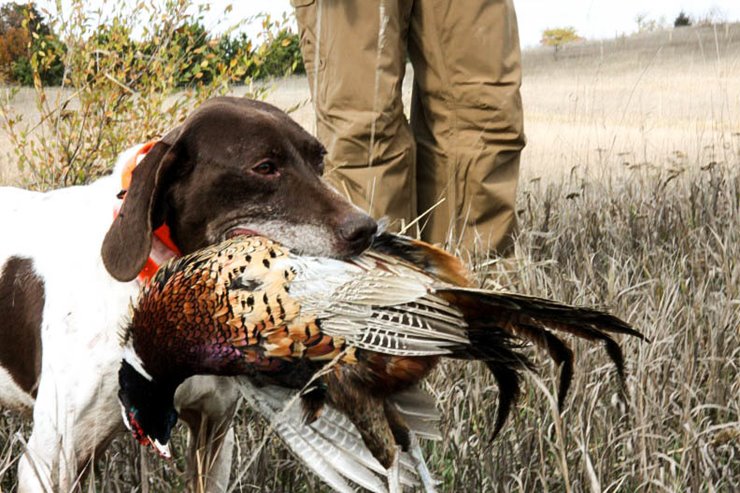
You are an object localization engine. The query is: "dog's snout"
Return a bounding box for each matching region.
[338,213,377,255]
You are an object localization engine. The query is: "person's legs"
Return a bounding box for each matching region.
[293,0,416,229]
[409,0,525,253]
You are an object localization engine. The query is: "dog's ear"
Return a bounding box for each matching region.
[102,130,183,282]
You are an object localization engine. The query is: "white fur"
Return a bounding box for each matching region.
[213,219,339,257]
[0,145,237,492]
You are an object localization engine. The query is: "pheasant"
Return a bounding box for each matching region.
[118,233,644,492]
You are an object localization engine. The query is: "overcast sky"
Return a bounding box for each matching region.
[24,0,740,49]
[215,0,740,49]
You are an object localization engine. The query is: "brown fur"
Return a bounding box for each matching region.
[0,256,44,398]
[103,96,377,282]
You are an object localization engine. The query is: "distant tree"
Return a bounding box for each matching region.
[247,14,305,79]
[540,27,582,59]
[213,14,304,82]
[674,11,692,27]
[0,2,64,85]
[168,21,218,86]
[0,2,304,87]
[0,2,50,36]
[0,25,29,81]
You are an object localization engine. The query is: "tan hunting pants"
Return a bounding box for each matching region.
[292,0,525,254]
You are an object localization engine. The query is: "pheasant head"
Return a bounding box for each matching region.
[118,355,179,458]
[118,236,310,458]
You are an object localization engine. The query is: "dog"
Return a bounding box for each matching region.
[0,96,377,492]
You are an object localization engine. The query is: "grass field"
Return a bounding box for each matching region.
[1,23,739,492]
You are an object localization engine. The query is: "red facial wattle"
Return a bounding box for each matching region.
[128,410,150,446]
[127,410,172,459]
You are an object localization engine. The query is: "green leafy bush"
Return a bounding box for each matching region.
[247,13,305,80]
[11,32,65,86]
[0,2,304,87]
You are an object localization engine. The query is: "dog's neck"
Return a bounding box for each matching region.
[113,142,181,285]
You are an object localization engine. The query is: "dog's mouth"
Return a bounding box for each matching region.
[214,219,348,258]
[225,227,260,240]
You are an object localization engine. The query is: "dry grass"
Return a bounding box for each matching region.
[2,24,739,492]
[520,23,740,183]
[223,163,740,492]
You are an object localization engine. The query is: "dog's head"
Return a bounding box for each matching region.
[102,97,377,282]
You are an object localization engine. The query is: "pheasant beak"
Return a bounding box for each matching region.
[121,408,171,459]
[149,438,172,459]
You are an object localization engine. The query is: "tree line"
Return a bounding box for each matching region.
[0,2,305,87]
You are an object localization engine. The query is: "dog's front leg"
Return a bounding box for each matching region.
[17,334,124,492]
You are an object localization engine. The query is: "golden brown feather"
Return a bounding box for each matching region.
[119,232,645,473]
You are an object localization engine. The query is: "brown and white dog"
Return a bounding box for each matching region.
[0,97,377,492]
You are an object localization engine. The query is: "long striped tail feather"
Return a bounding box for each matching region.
[437,288,645,439]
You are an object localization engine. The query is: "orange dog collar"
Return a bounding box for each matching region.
[115,141,181,284]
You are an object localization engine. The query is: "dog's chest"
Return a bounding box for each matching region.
[0,179,139,408]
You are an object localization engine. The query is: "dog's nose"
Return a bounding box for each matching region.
[338,212,378,255]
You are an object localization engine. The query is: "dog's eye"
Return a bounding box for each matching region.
[252,160,278,176]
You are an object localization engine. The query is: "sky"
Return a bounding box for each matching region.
[218,0,740,49]
[20,0,740,49]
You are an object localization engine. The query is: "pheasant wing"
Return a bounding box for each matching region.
[282,254,470,357]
